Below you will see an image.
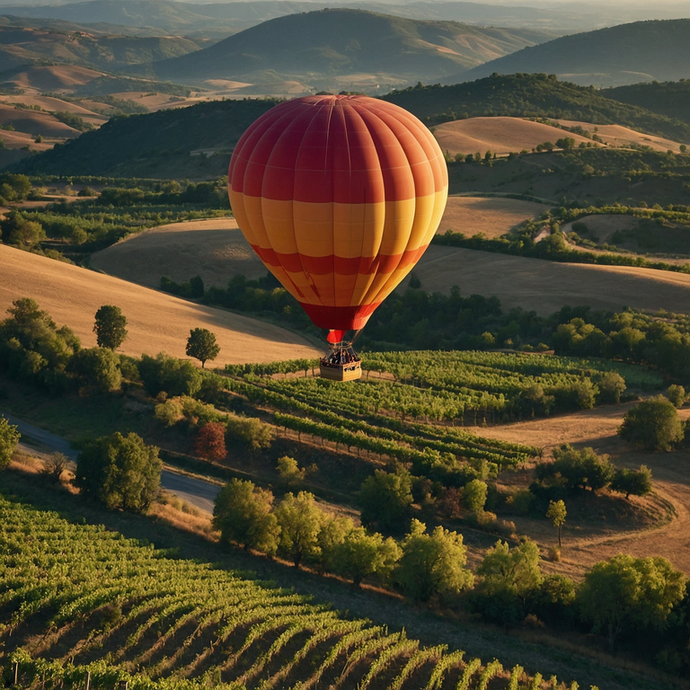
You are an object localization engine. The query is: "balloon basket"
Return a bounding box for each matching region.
[319,342,361,382]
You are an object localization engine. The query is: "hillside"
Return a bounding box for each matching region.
[0,244,320,364]
[149,9,554,87]
[384,74,690,143]
[401,246,690,315]
[2,0,684,37]
[0,25,209,76]
[453,19,690,87]
[432,116,685,157]
[10,98,277,177]
[603,79,690,126]
[16,74,690,179]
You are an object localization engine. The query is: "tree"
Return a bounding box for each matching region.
[138,353,202,398]
[213,479,279,553]
[186,328,220,369]
[41,452,69,483]
[75,432,161,513]
[477,540,542,597]
[276,455,305,490]
[0,212,45,248]
[329,527,401,587]
[598,372,626,404]
[610,465,653,499]
[68,347,122,392]
[618,396,684,451]
[0,298,79,391]
[578,555,686,651]
[0,415,20,470]
[462,479,488,515]
[226,415,273,451]
[546,500,567,548]
[359,469,413,533]
[535,445,614,494]
[93,306,128,350]
[666,384,686,408]
[395,519,474,602]
[195,422,227,462]
[274,491,325,568]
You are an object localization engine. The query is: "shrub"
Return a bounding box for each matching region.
[619,396,684,451]
[0,415,20,470]
[213,478,279,553]
[75,432,161,513]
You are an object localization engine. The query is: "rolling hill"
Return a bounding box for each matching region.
[10,97,277,177]
[14,75,690,179]
[0,243,320,365]
[402,246,690,316]
[450,19,690,88]
[603,80,690,126]
[149,9,554,86]
[383,74,690,143]
[1,0,685,37]
[432,116,685,157]
[0,25,210,76]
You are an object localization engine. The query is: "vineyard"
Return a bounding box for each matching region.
[0,493,580,690]
[222,351,662,480]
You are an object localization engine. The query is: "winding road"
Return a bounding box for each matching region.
[1,412,220,513]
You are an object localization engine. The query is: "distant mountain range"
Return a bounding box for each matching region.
[1,0,689,37]
[0,25,208,75]
[148,8,553,87]
[450,19,690,87]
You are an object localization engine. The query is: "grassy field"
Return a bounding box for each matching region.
[402,245,690,314]
[0,244,320,364]
[433,117,592,157]
[431,116,684,158]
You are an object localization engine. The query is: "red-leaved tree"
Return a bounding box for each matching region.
[195,422,227,462]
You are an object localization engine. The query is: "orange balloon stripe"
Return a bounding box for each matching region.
[250,243,428,277]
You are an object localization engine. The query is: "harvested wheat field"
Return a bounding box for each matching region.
[555,119,684,153]
[468,405,690,576]
[91,218,266,289]
[0,245,320,364]
[432,116,593,157]
[438,195,546,237]
[403,246,690,314]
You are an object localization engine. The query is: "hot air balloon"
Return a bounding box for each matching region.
[228,94,448,381]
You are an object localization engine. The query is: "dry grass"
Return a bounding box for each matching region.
[6,64,104,91]
[432,116,593,156]
[438,195,546,238]
[401,245,690,314]
[91,218,266,289]
[432,116,684,158]
[91,198,546,290]
[467,406,690,576]
[0,244,321,364]
[0,103,78,137]
[555,118,684,153]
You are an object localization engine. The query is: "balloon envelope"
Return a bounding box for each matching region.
[228,94,448,333]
